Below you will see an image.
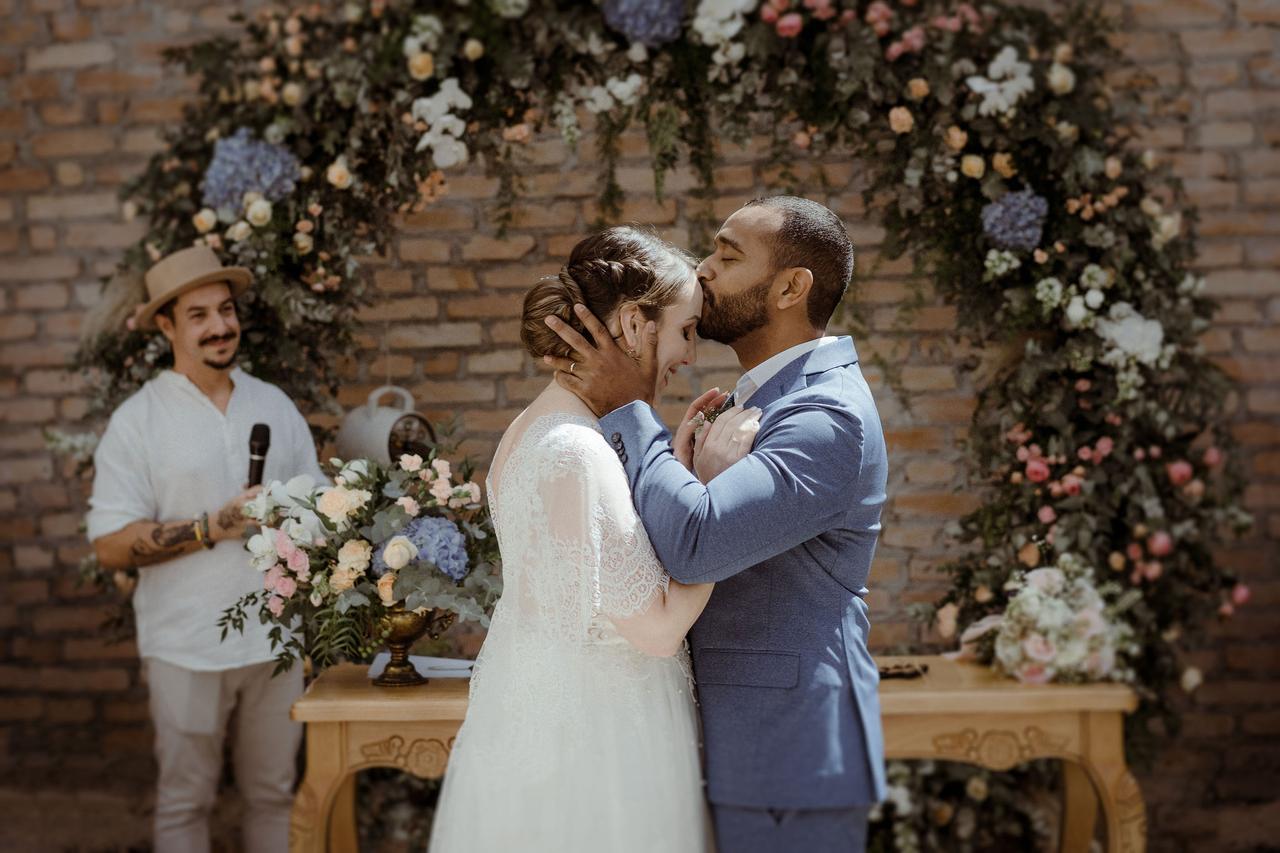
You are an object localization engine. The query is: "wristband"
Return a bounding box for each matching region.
[198,512,215,549]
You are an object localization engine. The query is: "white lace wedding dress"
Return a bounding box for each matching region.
[428,405,710,853]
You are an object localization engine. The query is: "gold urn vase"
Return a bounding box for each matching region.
[372,604,457,688]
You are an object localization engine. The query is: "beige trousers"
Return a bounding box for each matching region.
[144,657,303,853]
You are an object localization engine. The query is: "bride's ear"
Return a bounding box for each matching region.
[616,302,644,352]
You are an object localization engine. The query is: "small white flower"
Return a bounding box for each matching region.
[246,198,273,227]
[1047,62,1076,95]
[327,157,354,190]
[1084,288,1105,310]
[281,82,303,107]
[1065,295,1090,327]
[293,232,313,254]
[226,220,252,242]
[1180,666,1203,693]
[463,38,485,61]
[192,208,218,233]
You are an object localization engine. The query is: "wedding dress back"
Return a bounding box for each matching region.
[429,390,708,852]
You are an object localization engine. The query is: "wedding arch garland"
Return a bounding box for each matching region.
[74,0,1250,760]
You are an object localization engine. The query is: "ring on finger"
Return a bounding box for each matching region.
[570,362,577,374]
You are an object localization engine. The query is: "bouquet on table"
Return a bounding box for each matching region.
[949,554,1140,685]
[220,451,501,673]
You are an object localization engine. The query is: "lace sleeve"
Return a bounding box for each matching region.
[537,424,669,622]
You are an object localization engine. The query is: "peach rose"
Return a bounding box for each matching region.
[377,572,397,606]
[889,106,915,135]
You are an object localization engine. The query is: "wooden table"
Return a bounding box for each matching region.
[289,656,1145,852]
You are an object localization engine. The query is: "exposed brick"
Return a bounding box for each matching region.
[29,129,114,158]
[386,322,482,349]
[1181,29,1274,58]
[460,235,536,262]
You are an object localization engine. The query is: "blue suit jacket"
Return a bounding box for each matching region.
[599,337,888,810]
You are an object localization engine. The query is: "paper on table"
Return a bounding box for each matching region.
[367,652,474,680]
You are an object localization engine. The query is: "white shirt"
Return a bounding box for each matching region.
[87,367,326,671]
[733,336,841,404]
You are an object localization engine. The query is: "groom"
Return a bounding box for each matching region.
[544,196,888,851]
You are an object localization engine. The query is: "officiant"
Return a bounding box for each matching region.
[86,246,326,853]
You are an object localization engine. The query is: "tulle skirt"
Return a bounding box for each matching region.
[429,629,710,853]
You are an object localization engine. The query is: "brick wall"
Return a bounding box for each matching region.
[1,0,1276,848]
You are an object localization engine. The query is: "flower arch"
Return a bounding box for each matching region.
[75,0,1249,752]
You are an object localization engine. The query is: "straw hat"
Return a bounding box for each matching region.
[136,246,253,330]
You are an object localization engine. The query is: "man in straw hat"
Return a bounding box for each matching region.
[87,245,325,853]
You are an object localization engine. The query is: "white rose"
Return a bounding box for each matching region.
[1152,212,1181,248]
[382,535,419,571]
[246,198,273,227]
[1047,62,1076,95]
[192,208,218,233]
[431,458,451,479]
[242,191,264,210]
[282,82,303,106]
[399,453,423,472]
[1084,288,1105,310]
[327,157,354,190]
[293,232,314,254]
[1065,295,1089,327]
[431,137,468,170]
[225,220,252,242]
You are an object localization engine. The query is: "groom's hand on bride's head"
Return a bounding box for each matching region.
[543,304,659,417]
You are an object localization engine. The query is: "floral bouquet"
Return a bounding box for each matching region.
[948,554,1140,685]
[219,451,501,673]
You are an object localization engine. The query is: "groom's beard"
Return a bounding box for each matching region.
[698,276,772,345]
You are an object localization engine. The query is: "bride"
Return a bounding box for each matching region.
[429,227,753,852]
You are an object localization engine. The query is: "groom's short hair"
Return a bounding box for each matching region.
[745,196,854,329]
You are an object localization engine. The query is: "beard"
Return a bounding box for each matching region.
[697,276,772,345]
[199,331,239,370]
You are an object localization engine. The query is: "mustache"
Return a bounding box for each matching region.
[199,332,238,347]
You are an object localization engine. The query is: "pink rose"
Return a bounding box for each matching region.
[1134,448,1146,461]
[1218,601,1234,617]
[776,12,804,37]
[1149,445,1163,459]
[430,478,453,504]
[397,496,421,517]
[1078,446,1093,462]
[932,14,962,32]
[1232,583,1251,606]
[1166,460,1193,486]
[1142,561,1163,581]
[885,40,906,61]
[1203,446,1223,467]
[1017,662,1054,684]
[276,575,297,598]
[1022,633,1057,663]
[1025,458,1051,483]
[1147,531,1173,557]
[267,595,285,617]
[901,25,925,51]
[264,564,285,592]
[1126,542,1143,561]
[1037,505,1057,524]
[1095,436,1114,457]
[274,529,297,560]
[286,548,310,579]
[1184,479,1205,499]
[1061,473,1083,496]
[761,4,779,23]
[1075,378,1091,392]
[1016,446,1030,462]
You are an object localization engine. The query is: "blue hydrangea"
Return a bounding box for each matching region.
[372,516,470,581]
[200,127,301,214]
[981,189,1049,252]
[602,0,685,47]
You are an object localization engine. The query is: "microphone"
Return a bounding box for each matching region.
[248,423,270,487]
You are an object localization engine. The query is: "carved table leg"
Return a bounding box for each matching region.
[1060,760,1100,852]
[1080,712,1147,853]
[290,722,348,853]
[328,774,358,853]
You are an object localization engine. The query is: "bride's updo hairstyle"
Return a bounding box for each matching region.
[521,226,695,360]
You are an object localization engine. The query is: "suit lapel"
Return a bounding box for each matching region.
[745,337,860,412]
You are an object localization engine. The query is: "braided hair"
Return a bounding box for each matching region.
[520,226,695,360]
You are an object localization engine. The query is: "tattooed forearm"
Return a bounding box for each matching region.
[216,503,241,533]
[129,521,199,567]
